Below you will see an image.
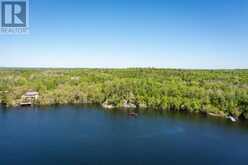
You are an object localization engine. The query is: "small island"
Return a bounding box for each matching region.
[0,68,247,121]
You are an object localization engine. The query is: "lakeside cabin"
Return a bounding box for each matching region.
[20,91,39,106]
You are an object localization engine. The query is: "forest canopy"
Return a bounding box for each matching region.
[0,68,248,119]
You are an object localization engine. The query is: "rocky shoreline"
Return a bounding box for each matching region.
[0,99,239,122]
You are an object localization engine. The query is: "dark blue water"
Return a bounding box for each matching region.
[0,105,248,165]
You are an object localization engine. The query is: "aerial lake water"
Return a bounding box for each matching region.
[0,105,248,165]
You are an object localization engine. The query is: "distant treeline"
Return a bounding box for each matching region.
[0,68,248,119]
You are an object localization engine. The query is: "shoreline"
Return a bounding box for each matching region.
[0,102,239,122]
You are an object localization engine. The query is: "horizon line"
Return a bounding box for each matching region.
[0,66,247,70]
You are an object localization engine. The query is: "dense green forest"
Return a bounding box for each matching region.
[0,68,248,119]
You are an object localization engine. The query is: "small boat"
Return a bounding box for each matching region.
[128,112,138,117]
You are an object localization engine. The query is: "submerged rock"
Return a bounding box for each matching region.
[128,112,138,117]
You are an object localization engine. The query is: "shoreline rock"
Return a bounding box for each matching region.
[123,100,136,109]
[226,116,238,122]
[102,102,115,109]
[207,112,225,118]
